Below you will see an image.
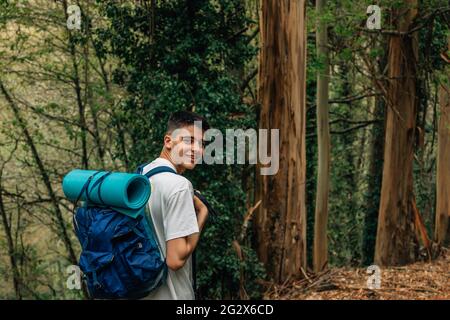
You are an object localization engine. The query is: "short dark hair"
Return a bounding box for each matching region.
[167,111,210,133]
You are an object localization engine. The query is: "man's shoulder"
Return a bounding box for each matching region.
[155,174,193,200]
[143,163,192,196]
[156,171,191,188]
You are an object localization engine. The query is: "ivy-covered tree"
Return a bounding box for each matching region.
[96,0,265,299]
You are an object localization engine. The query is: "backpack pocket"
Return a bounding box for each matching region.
[79,250,119,298]
[111,222,166,297]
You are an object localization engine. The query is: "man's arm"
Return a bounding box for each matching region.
[166,195,208,271]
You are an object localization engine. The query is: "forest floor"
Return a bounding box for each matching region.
[264,248,450,300]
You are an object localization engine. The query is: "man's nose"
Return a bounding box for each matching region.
[192,141,202,153]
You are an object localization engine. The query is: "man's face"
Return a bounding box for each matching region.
[165,124,204,170]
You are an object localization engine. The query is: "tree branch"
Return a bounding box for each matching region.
[240,68,258,92]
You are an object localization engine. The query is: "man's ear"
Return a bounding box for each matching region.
[163,134,173,150]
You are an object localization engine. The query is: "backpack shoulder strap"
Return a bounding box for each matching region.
[144,166,177,178]
[138,165,177,261]
[135,162,148,175]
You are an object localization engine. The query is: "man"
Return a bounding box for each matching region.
[143,111,209,300]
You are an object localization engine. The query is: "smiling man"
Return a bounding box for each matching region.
[142,111,209,300]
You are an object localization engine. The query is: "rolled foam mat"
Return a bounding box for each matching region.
[62,170,150,217]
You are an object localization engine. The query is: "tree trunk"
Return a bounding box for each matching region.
[362,95,385,265]
[313,0,330,273]
[362,47,387,266]
[82,2,105,169]
[435,36,450,246]
[374,0,419,266]
[88,22,130,171]
[0,176,22,299]
[62,0,89,170]
[255,0,307,282]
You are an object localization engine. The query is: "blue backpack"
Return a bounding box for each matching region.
[73,165,177,299]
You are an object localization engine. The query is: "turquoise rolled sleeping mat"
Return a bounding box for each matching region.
[62,170,151,218]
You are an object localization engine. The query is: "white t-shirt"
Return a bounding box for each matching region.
[142,157,199,300]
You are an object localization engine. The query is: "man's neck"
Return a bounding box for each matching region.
[159,149,185,174]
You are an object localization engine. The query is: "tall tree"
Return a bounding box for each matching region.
[435,36,450,246]
[375,0,420,266]
[256,0,307,282]
[62,0,89,170]
[362,96,385,265]
[362,46,388,266]
[0,142,22,299]
[313,0,330,273]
